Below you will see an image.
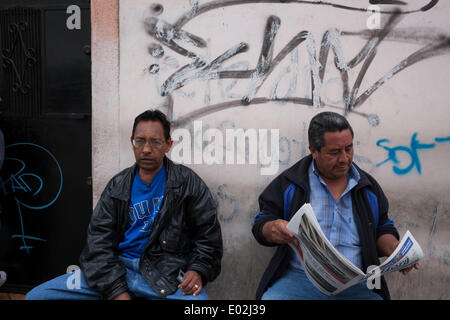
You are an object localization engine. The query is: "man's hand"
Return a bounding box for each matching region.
[178,270,202,296]
[262,219,298,245]
[113,291,132,300]
[400,263,419,275]
[376,234,420,275]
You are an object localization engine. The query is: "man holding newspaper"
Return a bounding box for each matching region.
[252,112,420,300]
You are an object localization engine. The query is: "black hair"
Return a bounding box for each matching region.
[308,111,354,151]
[132,109,171,140]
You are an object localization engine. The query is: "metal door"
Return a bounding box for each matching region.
[0,0,91,293]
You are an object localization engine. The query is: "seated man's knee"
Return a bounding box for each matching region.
[25,284,47,300]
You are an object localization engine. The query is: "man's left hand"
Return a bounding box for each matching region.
[400,262,419,275]
[377,234,420,275]
[178,270,202,296]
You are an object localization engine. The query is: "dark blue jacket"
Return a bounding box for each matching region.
[252,155,399,300]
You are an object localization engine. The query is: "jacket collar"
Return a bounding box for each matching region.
[109,156,183,201]
[163,156,184,189]
[351,161,372,191]
[283,154,313,190]
[109,164,136,201]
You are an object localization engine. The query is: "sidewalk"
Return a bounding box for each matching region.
[0,293,26,300]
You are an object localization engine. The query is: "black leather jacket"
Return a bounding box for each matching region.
[79,157,223,300]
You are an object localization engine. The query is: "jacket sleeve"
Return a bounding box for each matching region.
[185,173,223,285]
[370,177,400,242]
[79,180,129,300]
[252,174,286,247]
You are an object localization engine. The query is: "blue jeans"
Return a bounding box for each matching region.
[262,267,383,300]
[25,256,209,300]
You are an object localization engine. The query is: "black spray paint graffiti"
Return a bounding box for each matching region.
[426,204,450,267]
[143,0,449,128]
[391,202,450,267]
[214,184,239,223]
[172,0,440,28]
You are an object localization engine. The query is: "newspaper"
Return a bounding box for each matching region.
[286,203,424,296]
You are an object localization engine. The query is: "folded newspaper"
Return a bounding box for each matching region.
[286,203,424,296]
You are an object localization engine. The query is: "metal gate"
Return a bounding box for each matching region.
[0,0,91,293]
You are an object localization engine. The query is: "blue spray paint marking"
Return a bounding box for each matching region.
[435,136,450,143]
[0,143,63,254]
[375,132,437,175]
[1,158,44,197]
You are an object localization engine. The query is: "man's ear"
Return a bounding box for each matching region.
[309,146,318,160]
[164,138,173,153]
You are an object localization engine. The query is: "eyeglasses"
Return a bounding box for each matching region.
[132,138,166,149]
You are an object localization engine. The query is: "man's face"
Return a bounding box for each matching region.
[309,129,354,181]
[131,120,172,173]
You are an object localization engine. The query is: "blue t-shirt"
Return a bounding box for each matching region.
[118,164,166,258]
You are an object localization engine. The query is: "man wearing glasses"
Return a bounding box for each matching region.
[26,110,223,300]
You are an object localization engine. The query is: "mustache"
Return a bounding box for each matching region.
[335,161,351,167]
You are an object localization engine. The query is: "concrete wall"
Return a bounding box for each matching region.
[91,0,120,205]
[92,0,450,299]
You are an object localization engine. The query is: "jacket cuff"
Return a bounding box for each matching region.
[103,276,129,300]
[252,216,279,247]
[376,224,400,241]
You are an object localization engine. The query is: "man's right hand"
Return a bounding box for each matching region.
[262,219,298,245]
[113,292,132,300]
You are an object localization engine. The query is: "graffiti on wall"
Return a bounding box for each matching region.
[142,0,449,129]
[0,143,63,254]
[135,0,450,226]
[376,133,450,175]
[137,0,450,184]
[116,0,450,300]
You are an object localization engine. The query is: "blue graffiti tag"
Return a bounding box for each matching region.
[376,133,450,175]
[0,143,63,254]
[434,136,450,143]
